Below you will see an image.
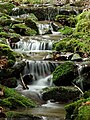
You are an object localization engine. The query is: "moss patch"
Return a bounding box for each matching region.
[0,85,36,109]
[52,62,77,86]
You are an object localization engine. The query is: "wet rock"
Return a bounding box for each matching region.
[53,62,78,86]
[24,18,39,34]
[73,62,90,91]
[0,77,17,88]
[42,86,81,103]
[23,74,33,85]
[11,61,26,78]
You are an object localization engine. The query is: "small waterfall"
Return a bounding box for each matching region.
[77,64,84,91]
[13,38,53,51]
[38,23,50,35]
[23,60,59,80]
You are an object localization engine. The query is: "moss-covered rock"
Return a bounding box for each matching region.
[65,97,90,120]
[75,19,90,32]
[53,37,90,55]
[58,26,73,35]
[52,62,78,86]
[0,2,15,14]
[12,23,37,36]
[0,43,16,62]
[27,13,38,21]
[71,53,82,61]
[0,84,36,109]
[55,14,76,27]
[75,11,90,33]
[0,77,17,88]
[24,18,39,34]
[0,16,12,26]
[76,105,90,120]
[42,86,80,103]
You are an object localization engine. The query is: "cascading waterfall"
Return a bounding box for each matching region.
[38,23,50,35]
[23,60,59,81]
[13,37,53,51]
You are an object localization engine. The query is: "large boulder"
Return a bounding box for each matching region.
[23,74,33,85]
[42,86,80,103]
[52,62,78,86]
[24,18,39,34]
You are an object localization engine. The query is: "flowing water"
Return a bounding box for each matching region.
[12,10,66,120]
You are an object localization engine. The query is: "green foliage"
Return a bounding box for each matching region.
[53,40,66,51]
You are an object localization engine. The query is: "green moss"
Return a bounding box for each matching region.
[12,23,27,29]
[12,23,37,35]
[58,26,73,35]
[55,14,76,27]
[65,97,90,120]
[76,19,90,32]
[77,11,90,21]
[42,86,80,102]
[76,105,90,120]
[52,62,76,86]
[0,16,12,26]
[0,32,8,37]
[53,36,90,54]
[25,28,37,36]
[0,85,36,109]
[28,13,38,21]
[0,2,15,14]
[0,43,16,64]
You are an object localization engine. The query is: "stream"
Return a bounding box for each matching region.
[11,8,66,120]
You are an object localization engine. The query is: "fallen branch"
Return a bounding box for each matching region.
[72,82,84,95]
[20,73,27,90]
